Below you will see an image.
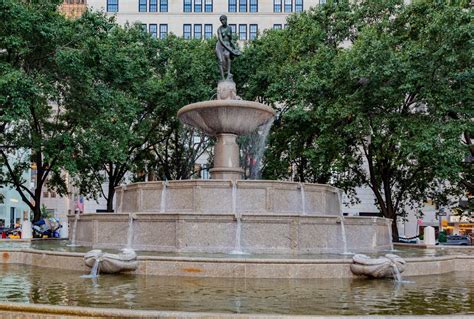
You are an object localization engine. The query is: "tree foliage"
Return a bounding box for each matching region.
[239,0,472,240]
[0,0,85,221]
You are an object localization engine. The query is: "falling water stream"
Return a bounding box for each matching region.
[160,181,167,213]
[81,258,100,279]
[67,214,79,247]
[300,183,306,216]
[250,119,274,179]
[230,181,247,255]
[387,222,394,251]
[338,190,352,255]
[126,214,134,249]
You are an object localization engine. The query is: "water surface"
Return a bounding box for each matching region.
[0,264,472,315]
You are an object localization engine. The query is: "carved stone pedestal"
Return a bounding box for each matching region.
[210,133,244,180]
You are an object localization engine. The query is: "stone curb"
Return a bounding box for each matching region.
[0,302,473,319]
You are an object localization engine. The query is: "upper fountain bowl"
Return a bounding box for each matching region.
[178,100,275,136]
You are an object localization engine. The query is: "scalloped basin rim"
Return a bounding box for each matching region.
[177,100,276,117]
[178,99,276,136]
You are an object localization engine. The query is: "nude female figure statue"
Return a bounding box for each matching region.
[216,15,241,80]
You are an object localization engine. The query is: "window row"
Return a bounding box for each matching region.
[273,0,303,13]
[183,24,214,40]
[225,24,258,40]
[139,0,168,12]
[141,24,169,39]
[183,0,214,12]
[228,0,258,13]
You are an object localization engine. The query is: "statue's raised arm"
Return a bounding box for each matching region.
[215,15,241,80]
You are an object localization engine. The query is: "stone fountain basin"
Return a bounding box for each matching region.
[115,180,340,215]
[177,100,275,136]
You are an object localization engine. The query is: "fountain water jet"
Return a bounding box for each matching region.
[300,183,306,216]
[230,181,247,255]
[160,181,167,213]
[126,213,136,249]
[337,190,352,255]
[249,119,274,179]
[67,214,79,247]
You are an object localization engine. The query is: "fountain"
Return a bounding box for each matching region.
[69,16,392,256]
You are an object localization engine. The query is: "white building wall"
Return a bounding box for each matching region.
[87,0,326,36]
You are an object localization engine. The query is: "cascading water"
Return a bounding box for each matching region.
[81,258,100,278]
[300,183,306,215]
[67,214,79,247]
[387,222,394,251]
[126,214,134,249]
[249,119,274,179]
[391,264,402,282]
[338,190,352,255]
[230,181,247,255]
[160,181,167,213]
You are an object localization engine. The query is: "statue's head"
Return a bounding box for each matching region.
[219,15,227,26]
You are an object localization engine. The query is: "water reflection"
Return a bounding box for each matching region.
[0,264,472,315]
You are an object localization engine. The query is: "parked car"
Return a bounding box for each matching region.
[444,235,471,246]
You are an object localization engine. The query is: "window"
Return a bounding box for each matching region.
[160,0,168,11]
[149,0,157,11]
[194,0,202,12]
[204,24,213,39]
[194,24,202,39]
[149,24,157,38]
[273,0,281,12]
[249,24,257,40]
[205,0,213,12]
[239,24,247,40]
[273,24,282,30]
[139,0,147,12]
[228,0,237,12]
[239,0,247,12]
[184,0,192,12]
[249,0,258,12]
[141,24,147,32]
[319,0,326,4]
[107,0,118,12]
[160,24,168,39]
[229,24,237,34]
[284,0,292,12]
[295,0,303,12]
[183,24,192,39]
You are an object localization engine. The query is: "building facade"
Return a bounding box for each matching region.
[87,0,329,38]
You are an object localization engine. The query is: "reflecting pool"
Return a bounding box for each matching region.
[0,264,473,315]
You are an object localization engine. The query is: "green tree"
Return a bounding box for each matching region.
[59,13,164,212]
[0,0,85,222]
[240,1,472,240]
[146,36,217,181]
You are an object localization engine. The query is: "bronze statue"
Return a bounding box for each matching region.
[216,15,241,80]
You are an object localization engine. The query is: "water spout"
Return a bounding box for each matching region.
[81,257,100,279]
[391,264,402,282]
[338,190,352,255]
[160,180,167,213]
[387,221,394,251]
[250,119,274,179]
[126,213,136,249]
[67,214,79,247]
[230,181,247,255]
[300,183,306,216]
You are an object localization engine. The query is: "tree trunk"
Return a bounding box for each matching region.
[391,216,400,243]
[32,202,41,223]
[106,182,115,212]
